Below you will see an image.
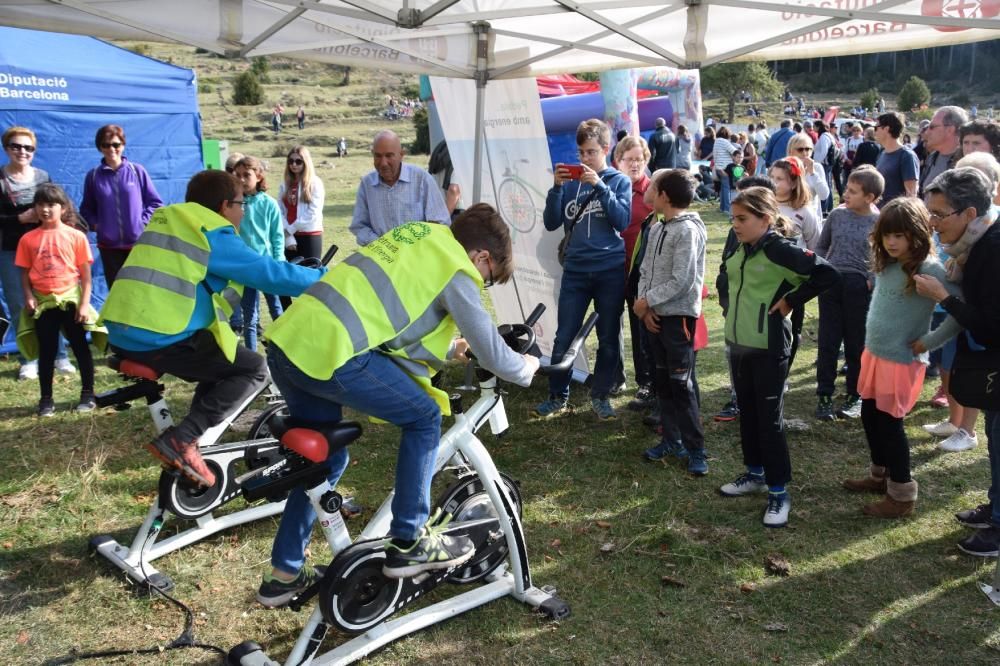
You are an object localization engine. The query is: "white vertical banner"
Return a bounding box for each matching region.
[431,76,588,377]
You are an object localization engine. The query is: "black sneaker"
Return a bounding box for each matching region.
[383,511,476,579]
[642,405,661,427]
[76,390,97,413]
[627,386,656,411]
[37,398,55,418]
[836,394,862,419]
[956,503,994,530]
[815,395,835,421]
[714,401,739,422]
[256,566,326,608]
[957,526,1000,557]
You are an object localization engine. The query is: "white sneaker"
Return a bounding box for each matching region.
[922,419,958,437]
[18,361,38,381]
[55,357,77,375]
[719,473,768,497]
[763,493,790,528]
[939,429,977,452]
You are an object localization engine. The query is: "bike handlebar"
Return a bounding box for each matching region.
[536,312,598,376]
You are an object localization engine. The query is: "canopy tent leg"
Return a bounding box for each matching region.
[471,21,490,204]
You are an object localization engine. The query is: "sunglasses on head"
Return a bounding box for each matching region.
[287,158,304,165]
[101,142,123,149]
[5,142,35,153]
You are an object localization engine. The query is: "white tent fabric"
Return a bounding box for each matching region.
[3,1,999,75]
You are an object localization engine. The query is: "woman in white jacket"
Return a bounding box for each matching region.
[279,145,325,263]
[785,132,830,221]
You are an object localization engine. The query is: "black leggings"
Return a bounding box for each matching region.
[281,234,324,310]
[36,305,94,399]
[860,399,911,483]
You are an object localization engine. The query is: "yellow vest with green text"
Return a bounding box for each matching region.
[99,202,243,360]
[265,222,482,414]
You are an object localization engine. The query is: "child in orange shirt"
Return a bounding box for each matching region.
[15,184,95,416]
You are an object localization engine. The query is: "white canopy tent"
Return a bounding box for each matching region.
[4,1,999,199]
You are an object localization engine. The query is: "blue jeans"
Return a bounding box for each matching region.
[821,164,834,214]
[987,410,1000,527]
[719,174,732,213]
[548,265,623,401]
[234,287,283,351]
[0,250,66,364]
[267,346,442,575]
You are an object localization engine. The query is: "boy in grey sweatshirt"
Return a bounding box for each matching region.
[634,170,708,475]
[813,165,884,420]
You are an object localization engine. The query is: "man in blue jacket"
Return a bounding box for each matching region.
[535,118,631,420]
[764,119,795,167]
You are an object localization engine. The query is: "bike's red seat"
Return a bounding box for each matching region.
[107,355,163,381]
[282,429,330,463]
[275,419,364,463]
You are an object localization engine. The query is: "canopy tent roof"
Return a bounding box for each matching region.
[3,1,999,76]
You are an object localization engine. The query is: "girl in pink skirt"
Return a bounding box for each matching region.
[843,197,962,517]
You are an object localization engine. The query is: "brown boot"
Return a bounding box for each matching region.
[842,465,887,493]
[862,479,918,518]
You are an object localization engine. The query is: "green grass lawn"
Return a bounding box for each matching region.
[2,44,999,666]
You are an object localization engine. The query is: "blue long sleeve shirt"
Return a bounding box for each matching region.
[543,167,631,273]
[106,225,324,351]
[239,191,284,261]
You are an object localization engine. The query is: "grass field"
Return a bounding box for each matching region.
[2,45,999,666]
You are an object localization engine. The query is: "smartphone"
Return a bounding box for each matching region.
[562,164,584,179]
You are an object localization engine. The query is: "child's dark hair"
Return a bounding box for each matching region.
[576,118,610,149]
[33,183,82,229]
[731,186,792,238]
[450,203,513,284]
[847,165,885,200]
[655,169,696,209]
[235,155,268,192]
[871,197,933,293]
[736,174,775,192]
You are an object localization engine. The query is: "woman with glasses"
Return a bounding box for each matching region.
[80,124,163,286]
[785,132,830,220]
[278,145,325,268]
[1,126,62,380]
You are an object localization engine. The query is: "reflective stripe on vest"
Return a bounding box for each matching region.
[266,223,482,414]
[99,202,242,360]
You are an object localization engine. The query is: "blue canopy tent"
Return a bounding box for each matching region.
[0,26,203,353]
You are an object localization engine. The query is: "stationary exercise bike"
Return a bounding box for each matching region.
[227,306,597,666]
[89,247,336,592]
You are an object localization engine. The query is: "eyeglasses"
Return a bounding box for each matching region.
[795,147,812,153]
[287,158,304,165]
[927,123,947,131]
[100,142,123,150]
[578,148,603,158]
[231,198,246,209]
[929,209,958,223]
[621,157,645,165]
[5,142,35,153]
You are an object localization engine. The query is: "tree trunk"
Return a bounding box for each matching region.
[340,66,351,86]
[728,98,736,124]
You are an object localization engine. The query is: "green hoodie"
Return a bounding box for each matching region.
[722,230,839,356]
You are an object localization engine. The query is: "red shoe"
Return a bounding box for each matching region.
[929,385,949,409]
[146,428,216,487]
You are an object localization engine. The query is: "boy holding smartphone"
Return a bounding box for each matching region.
[535,119,631,420]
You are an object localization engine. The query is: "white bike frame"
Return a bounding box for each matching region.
[271,373,560,666]
[91,386,286,589]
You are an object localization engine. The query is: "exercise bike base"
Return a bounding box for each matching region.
[89,500,286,589]
[89,535,175,593]
[237,571,569,666]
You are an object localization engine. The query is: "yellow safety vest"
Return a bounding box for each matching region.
[266,222,482,414]
[99,202,243,360]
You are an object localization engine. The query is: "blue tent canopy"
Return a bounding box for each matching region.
[0,27,204,353]
[0,26,203,205]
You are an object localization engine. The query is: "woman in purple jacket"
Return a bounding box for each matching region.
[79,125,163,285]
